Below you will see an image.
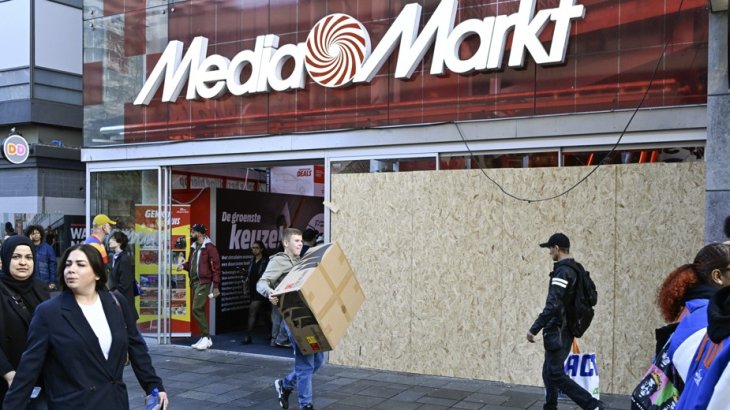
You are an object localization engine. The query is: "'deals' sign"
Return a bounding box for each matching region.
[2,134,29,164]
[134,0,585,105]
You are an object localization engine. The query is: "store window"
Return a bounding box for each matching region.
[331,157,437,175]
[562,147,704,166]
[440,152,559,170]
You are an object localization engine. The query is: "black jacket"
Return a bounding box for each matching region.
[109,251,138,320]
[3,291,163,410]
[247,257,269,300]
[0,278,49,405]
[530,259,581,335]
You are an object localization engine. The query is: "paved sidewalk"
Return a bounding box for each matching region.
[126,345,630,410]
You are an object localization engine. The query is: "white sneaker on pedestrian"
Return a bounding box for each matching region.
[191,338,204,348]
[195,337,213,350]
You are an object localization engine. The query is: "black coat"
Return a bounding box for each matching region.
[109,252,138,320]
[248,256,269,301]
[0,278,49,405]
[2,291,163,410]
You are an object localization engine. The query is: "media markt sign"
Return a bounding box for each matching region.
[134,0,585,105]
[2,133,29,164]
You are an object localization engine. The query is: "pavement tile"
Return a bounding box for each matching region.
[452,401,486,409]
[357,385,405,398]
[414,404,450,410]
[426,388,471,400]
[501,395,539,408]
[463,392,510,405]
[416,395,459,406]
[373,399,423,410]
[194,383,241,394]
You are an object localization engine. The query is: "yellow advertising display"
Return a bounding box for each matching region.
[135,205,192,335]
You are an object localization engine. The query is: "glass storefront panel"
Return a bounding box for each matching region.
[562,146,704,166]
[90,169,176,342]
[440,152,559,170]
[331,157,437,174]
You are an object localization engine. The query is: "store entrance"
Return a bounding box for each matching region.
[169,161,325,356]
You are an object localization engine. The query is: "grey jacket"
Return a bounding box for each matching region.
[256,252,300,298]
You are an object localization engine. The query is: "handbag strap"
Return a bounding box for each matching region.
[110,293,127,330]
[0,280,32,321]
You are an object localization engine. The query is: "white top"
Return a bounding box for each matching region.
[78,295,112,360]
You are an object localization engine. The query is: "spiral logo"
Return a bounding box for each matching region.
[305,14,371,88]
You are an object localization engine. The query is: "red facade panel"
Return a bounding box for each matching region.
[82,0,709,145]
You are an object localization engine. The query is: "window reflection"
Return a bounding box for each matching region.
[440,152,559,170]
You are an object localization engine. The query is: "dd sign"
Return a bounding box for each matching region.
[2,133,29,164]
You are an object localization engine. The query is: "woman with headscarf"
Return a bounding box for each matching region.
[3,244,167,409]
[0,235,50,409]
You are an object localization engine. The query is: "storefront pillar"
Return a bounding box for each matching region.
[706,10,730,244]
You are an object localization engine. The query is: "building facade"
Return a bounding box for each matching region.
[0,0,85,247]
[80,0,722,393]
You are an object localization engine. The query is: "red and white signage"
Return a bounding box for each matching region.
[134,0,585,105]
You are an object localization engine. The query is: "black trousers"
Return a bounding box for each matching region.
[542,326,598,410]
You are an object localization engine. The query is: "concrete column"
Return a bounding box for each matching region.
[706,11,730,243]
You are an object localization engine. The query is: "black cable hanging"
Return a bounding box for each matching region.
[455,0,686,203]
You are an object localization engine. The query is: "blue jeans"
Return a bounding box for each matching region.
[271,308,290,345]
[281,323,324,407]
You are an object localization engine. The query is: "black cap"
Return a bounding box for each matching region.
[539,233,570,249]
[302,228,319,241]
[191,224,207,234]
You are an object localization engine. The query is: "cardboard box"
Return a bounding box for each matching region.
[273,242,365,354]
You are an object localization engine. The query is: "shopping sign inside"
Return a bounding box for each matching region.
[134,0,585,105]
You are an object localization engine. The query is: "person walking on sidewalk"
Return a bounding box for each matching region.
[257,228,323,410]
[85,214,115,264]
[177,224,221,351]
[24,224,58,291]
[526,233,606,410]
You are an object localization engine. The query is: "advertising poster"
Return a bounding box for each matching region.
[270,165,325,197]
[214,189,324,334]
[134,205,191,335]
[64,215,87,247]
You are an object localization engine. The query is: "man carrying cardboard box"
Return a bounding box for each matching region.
[256,228,323,410]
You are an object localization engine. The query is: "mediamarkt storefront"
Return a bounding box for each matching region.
[82,0,708,394]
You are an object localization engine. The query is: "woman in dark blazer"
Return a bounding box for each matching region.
[108,231,138,320]
[0,236,50,408]
[3,244,168,410]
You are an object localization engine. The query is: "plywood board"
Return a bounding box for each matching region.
[329,173,415,372]
[613,162,705,393]
[409,170,505,378]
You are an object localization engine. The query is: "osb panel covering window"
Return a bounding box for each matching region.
[330,162,705,395]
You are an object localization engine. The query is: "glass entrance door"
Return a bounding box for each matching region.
[89,167,174,344]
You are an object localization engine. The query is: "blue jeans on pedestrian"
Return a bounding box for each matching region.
[281,323,324,407]
[271,308,290,345]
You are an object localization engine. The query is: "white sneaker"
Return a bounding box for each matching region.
[195,337,212,350]
[191,338,204,348]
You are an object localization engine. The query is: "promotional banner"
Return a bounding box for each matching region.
[134,205,191,335]
[270,165,325,197]
[65,215,87,247]
[214,189,324,334]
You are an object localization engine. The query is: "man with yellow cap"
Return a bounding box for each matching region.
[85,214,116,264]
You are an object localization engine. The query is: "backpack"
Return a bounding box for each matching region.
[565,262,598,338]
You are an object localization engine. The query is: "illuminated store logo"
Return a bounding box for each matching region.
[2,134,29,164]
[134,0,584,105]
